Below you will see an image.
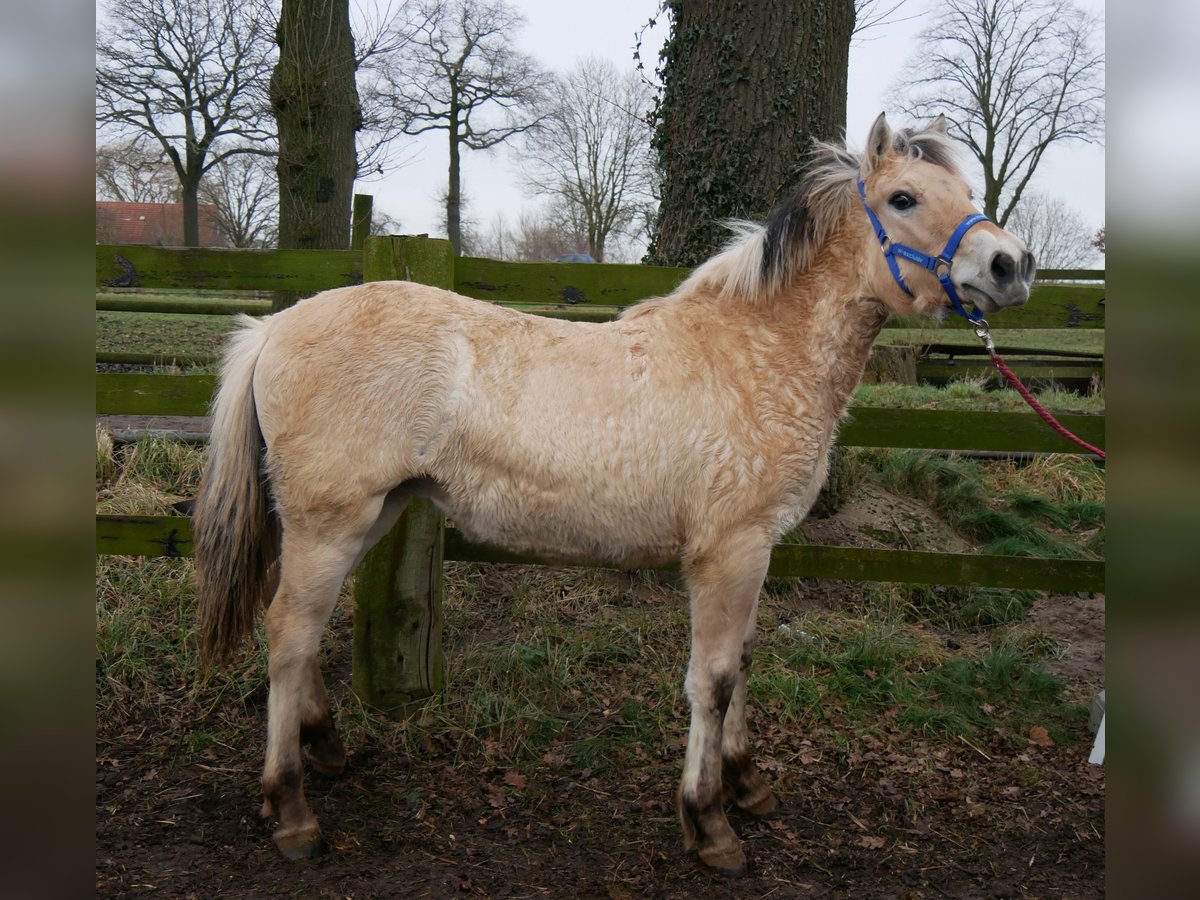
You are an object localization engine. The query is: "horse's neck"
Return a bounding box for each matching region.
[768,240,889,417]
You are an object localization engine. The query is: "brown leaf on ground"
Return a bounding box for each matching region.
[1029,726,1055,747]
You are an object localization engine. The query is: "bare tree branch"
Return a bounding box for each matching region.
[96,137,181,203]
[199,150,279,247]
[517,57,657,263]
[380,0,548,253]
[96,0,276,245]
[891,0,1104,226]
[1006,191,1099,268]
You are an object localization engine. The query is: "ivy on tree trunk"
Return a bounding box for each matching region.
[271,0,362,253]
[647,0,855,267]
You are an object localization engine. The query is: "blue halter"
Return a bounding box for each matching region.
[856,176,989,323]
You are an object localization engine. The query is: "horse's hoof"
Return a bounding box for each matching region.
[304,743,347,777]
[698,842,746,876]
[740,791,778,818]
[273,823,324,861]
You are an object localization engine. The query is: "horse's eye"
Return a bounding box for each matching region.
[889,192,916,211]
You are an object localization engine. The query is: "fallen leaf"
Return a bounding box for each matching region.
[1028,726,1055,747]
[503,771,527,789]
[859,835,887,850]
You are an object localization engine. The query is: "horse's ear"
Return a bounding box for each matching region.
[928,114,949,134]
[865,112,893,172]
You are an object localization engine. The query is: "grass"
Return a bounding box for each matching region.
[878,326,1104,356]
[96,310,237,361]
[852,375,1105,414]
[858,446,1103,559]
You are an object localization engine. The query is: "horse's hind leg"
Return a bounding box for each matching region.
[678,530,771,875]
[296,489,412,779]
[260,494,397,859]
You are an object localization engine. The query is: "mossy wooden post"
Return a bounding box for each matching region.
[352,235,453,715]
[351,194,373,251]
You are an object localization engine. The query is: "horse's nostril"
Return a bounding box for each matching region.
[991,251,1015,285]
[1021,251,1036,282]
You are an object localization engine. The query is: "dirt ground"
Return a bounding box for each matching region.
[97,600,1104,898]
[97,455,1104,898]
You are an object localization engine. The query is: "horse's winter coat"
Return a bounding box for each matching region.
[194,114,1034,873]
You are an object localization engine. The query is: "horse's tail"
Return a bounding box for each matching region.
[194,314,280,666]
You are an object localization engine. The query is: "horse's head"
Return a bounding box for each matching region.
[857,113,1034,320]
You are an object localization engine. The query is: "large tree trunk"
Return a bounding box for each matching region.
[180,174,201,247]
[647,0,855,267]
[271,0,361,253]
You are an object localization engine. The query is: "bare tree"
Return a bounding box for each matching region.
[369,207,404,236]
[96,138,180,203]
[1006,191,1097,269]
[352,0,437,178]
[854,1,916,37]
[893,0,1104,226]
[518,57,655,263]
[1091,226,1104,256]
[383,0,547,254]
[200,151,279,247]
[464,203,588,261]
[96,0,276,246]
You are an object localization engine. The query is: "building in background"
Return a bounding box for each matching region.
[96,202,230,247]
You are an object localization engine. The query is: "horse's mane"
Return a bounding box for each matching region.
[673,126,964,303]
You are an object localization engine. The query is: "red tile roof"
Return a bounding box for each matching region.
[96,202,231,247]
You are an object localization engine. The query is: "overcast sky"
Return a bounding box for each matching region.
[360,0,1106,253]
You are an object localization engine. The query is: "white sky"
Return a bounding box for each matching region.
[359,0,1107,246]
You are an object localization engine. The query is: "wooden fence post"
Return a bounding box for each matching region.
[352,235,454,715]
[351,194,373,251]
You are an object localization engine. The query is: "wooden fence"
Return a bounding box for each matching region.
[95,234,1105,716]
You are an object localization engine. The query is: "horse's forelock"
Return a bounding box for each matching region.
[892,127,964,180]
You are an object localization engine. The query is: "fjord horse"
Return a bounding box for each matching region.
[194,113,1033,873]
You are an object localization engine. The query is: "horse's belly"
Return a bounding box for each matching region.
[438,478,683,567]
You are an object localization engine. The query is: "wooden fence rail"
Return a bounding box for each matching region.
[95,235,1106,715]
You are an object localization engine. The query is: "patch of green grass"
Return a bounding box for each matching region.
[759,610,1081,743]
[852,376,1105,414]
[864,583,1039,629]
[860,448,1101,560]
[878,327,1105,356]
[97,310,239,358]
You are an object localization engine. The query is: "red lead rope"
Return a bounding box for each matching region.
[966,319,1105,460]
[988,352,1106,460]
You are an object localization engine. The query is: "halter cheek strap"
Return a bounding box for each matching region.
[856,177,989,323]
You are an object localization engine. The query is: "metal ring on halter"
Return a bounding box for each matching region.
[972,318,996,355]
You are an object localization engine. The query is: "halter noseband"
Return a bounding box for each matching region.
[856,176,989,323]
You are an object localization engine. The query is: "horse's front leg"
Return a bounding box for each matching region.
[720,633,777,817]
[678,530,771,875]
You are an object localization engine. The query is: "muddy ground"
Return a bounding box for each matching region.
[97,594,1103,898]
[97,452,1104,898]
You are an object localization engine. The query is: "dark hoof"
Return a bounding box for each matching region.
[698,842,746,876]
[273,823,324,860]
[303,743,347,777]
[739,791,778,818]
